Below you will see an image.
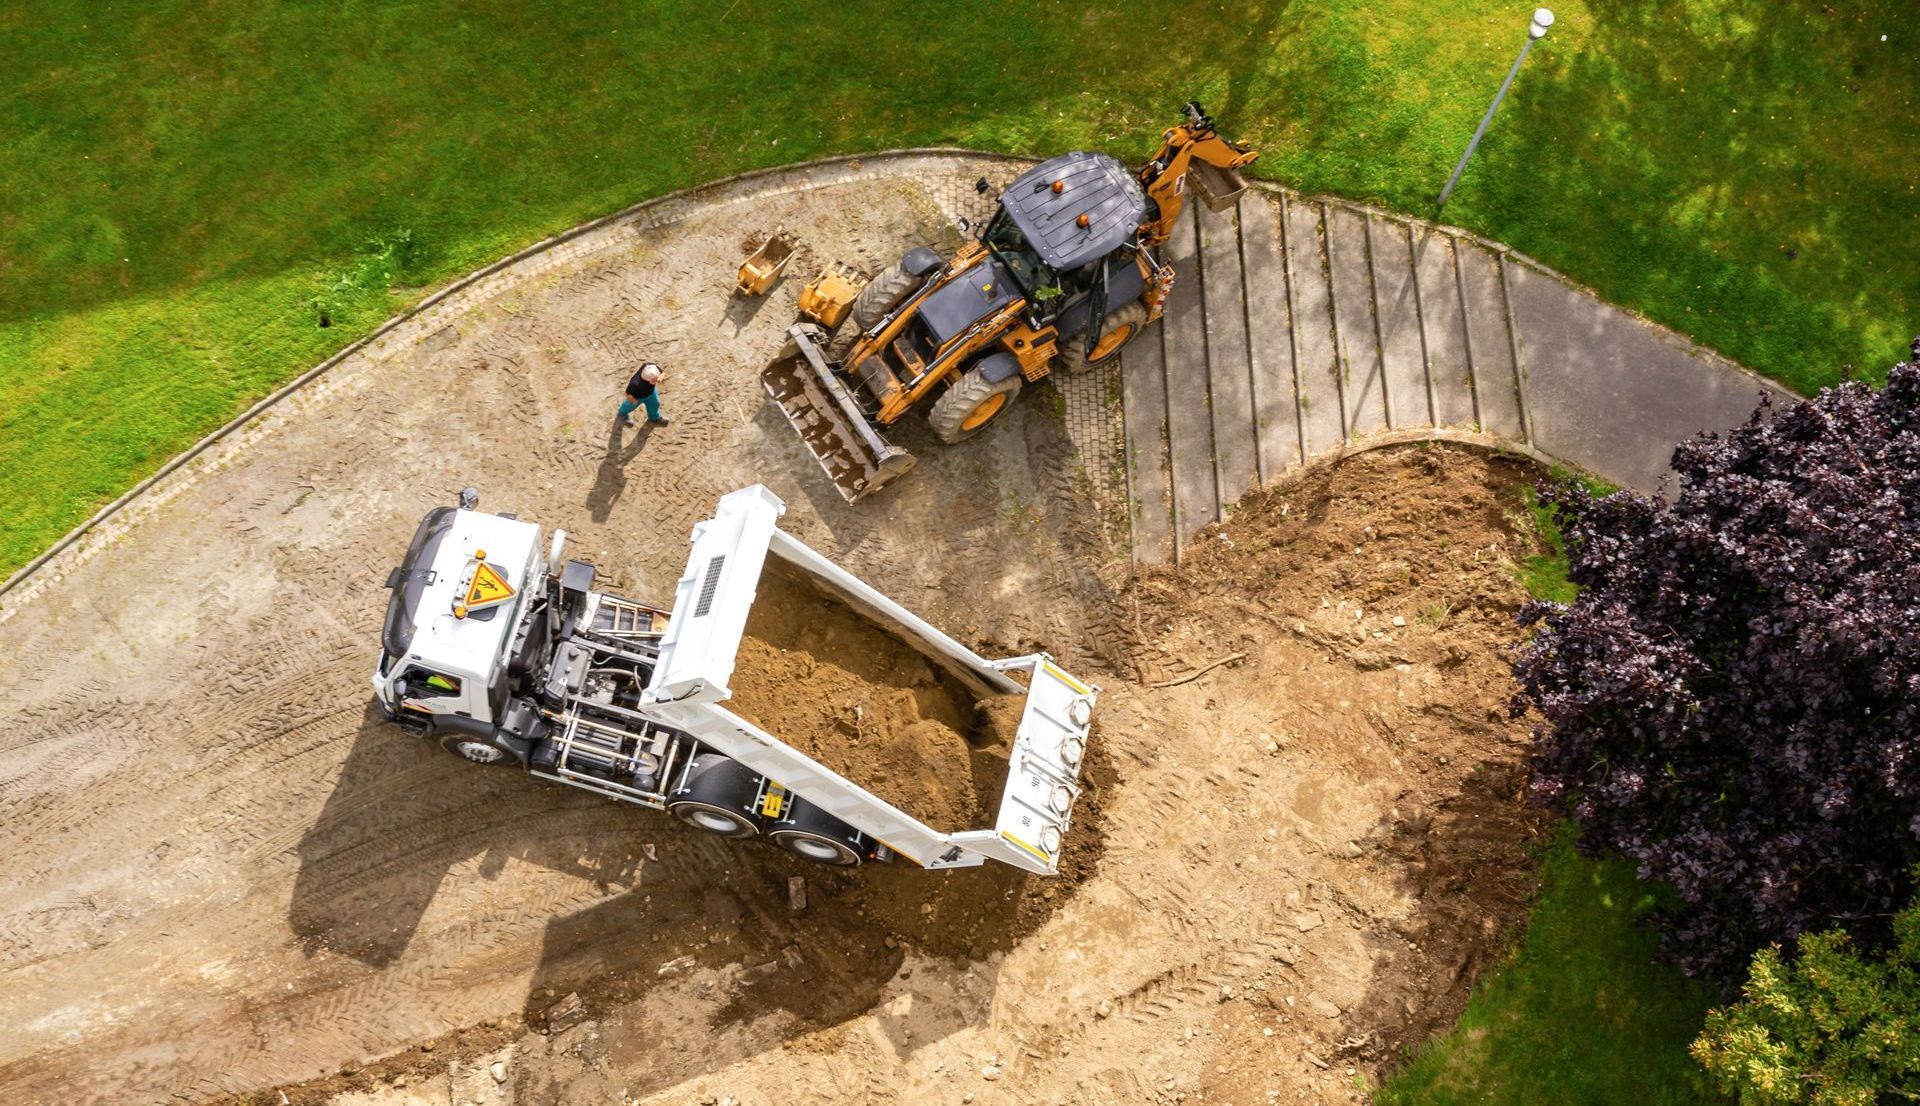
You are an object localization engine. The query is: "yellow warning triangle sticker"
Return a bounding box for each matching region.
[464,561,516,609]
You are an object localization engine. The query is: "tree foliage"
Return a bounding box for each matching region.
[1514,344,1920,983]
[1691,882,1920,1105]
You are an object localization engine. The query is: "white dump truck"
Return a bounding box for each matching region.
[371,485,1097,873]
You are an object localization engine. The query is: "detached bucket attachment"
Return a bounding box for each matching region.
[1190,159,1249,211]
[736,231,798,297]
[761,323,916,504]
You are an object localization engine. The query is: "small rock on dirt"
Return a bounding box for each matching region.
[489,1060,507,1084]
[1095,999,1113,1018]
[546,992,586,1031]
[1307,993,1343,1019]
[656,954,696,977]
[1293,911,1324,932]
[980,1064,1003,1081]
[788,876,807,912]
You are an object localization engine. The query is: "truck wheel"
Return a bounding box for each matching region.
[928,365,1023,444]
[667,755,762,839]
[827,260,920,361]
[438,731,512,766]
[769,829,862,867]
[1057,299,1150,375]
[769,800,865,867]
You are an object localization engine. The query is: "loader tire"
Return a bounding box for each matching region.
[826,259,921,360]
[928,365,1023,444]
[1057,299,1150,375]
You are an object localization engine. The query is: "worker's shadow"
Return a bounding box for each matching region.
[286,704,650,968]
[585,414,658,523]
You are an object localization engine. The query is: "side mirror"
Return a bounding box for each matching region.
[459,487,480,510]
[394,679,411,699]
[975,176,990,194]
[385,567,404,588]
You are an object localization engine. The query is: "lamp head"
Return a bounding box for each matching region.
[1530,8,1555,39]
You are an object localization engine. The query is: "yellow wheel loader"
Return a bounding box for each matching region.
[762,102,1258,502]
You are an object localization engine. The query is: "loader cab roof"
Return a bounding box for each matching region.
[382,507,541,677]
[999,152,1148,271]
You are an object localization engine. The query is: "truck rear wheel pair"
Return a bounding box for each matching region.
[667,754,867,867]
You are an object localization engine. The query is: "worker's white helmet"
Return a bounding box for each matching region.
[640,363,663,383]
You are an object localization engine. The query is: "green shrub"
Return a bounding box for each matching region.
[1692,882,1920,1104]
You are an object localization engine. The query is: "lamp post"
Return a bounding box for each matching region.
[1436,7,1554,210]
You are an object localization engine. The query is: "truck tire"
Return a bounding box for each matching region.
[1057,299,1150,375]
[769,800,866,867]
[667,754,762,839]
[438,730,514,766]
[928,364,1023,444]
[826,259,920,361]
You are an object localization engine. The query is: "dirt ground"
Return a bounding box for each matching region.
[731,569,988,830]
[0,153,1549,1106]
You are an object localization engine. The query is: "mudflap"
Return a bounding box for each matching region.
[761,323,917,504]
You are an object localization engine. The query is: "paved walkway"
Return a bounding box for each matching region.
[0,149,1798,601]
[1121,188,1792,564]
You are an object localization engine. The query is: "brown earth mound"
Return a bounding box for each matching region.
[728,567,992,829]
[1126,442,1552,1070]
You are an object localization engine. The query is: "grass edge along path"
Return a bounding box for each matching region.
[2,1,1912,581]
[1375,824,1728,1105]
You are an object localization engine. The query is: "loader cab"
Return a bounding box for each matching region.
[990,152,1151,332]
[372,503,544,730]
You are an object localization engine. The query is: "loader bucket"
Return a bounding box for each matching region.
[1190,158,1249,211]
[761,323,917,504]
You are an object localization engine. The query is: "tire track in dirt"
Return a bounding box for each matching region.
[0,162,1114,1105]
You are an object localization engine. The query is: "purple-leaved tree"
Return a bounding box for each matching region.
[1515,342,1920,983]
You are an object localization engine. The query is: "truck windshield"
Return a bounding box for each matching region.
[382,506,456,659]
[982,210,1055,301]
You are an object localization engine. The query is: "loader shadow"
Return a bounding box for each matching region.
[586,413,659,523]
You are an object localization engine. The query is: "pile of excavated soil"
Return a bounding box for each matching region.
[728,567,992,829]
[1127,442,1552,1065]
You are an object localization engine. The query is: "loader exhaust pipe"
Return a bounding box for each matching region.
[761,323,916,504]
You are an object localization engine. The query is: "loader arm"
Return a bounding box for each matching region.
[1137,101,1260,247]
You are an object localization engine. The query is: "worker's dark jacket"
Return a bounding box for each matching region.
[625,370,657,401]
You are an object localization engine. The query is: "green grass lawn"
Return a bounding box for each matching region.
[1377,826,1728,1106]
[2,1,1913,577]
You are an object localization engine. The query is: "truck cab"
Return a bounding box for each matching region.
[372,502,544,749]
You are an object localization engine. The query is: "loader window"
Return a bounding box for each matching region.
[982,210,1053,301]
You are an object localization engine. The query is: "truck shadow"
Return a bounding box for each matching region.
[287,706,653,968]
[288,708,1100,1095]
[512,848,1030,1099]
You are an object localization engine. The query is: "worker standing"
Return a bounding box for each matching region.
[618,362,669,427]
